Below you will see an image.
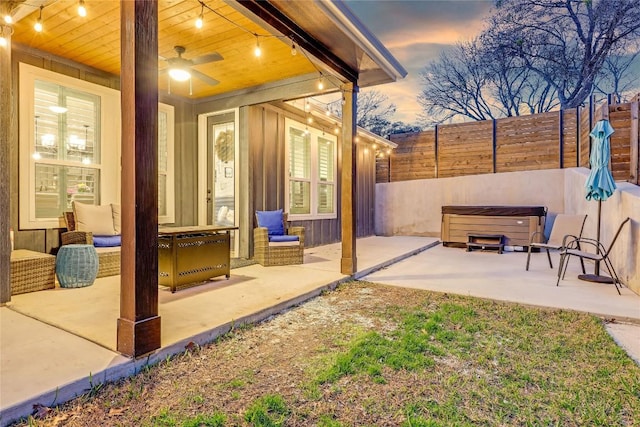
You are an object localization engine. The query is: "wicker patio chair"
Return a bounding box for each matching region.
[254,210,304,266]
[61,210,121,278]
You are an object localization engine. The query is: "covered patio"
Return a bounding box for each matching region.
[2,235,639,425]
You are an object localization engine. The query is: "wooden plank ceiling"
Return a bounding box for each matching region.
[10,0,318,99]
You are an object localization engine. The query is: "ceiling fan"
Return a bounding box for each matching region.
[160,45,223,90]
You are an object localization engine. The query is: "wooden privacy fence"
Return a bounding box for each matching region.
[378,98,640,185]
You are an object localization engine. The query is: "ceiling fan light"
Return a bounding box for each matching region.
[169,68,191,82]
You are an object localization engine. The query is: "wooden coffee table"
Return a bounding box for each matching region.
[158,226,237,292]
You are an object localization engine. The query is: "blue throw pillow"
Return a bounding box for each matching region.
[269,235,299,243]
[93,235,122,247]
[256,209,284,236]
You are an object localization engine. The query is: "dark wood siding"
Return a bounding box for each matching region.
[248,104,377,251]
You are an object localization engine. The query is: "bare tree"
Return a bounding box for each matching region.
[418,40,497,123]
[328,90,398,136]
[594,44,640,102]
[418,36,560,122]
[487,0,640,109]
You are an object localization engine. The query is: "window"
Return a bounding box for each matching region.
[19,63,175,229]
[158,104,175,224]
[31,80,102,221]
[285,118,337,219]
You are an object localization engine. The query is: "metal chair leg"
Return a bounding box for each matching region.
[526,245,533,271]
[546,248,553,269]
[602,257,622,295]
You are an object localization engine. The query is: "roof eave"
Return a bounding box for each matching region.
[315,0,408,85]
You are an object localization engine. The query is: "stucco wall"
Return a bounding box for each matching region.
[375,167,639,294]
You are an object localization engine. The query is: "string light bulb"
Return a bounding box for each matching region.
[195,4,204,28]
[290,41,297,56]
[34,6,43,32]
[254,36,261,57]
[3,15,12,24]
[0,25,10,47]
[317,76,324,90]
[77,0,87,17]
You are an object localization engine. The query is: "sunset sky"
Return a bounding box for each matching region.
[344,0,494,125]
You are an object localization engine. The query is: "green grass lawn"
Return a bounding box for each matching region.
[15,282,640,427]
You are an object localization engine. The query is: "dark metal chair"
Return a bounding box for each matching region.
[557,217,631,295]
[526,214,587,272]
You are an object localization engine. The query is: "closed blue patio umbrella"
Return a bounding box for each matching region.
[581,119,617,282]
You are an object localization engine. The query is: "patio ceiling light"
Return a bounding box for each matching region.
[195,3,204,29]
[168,67,191,82]
[254,36,261,57]
[34,6,43,33]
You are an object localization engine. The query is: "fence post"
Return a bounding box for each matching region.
[559,109,564,168]
[588,95,594,160]
[631,101,639,185]
[576,106,580,167]
[492,119,497,173]
[434,125,439,179]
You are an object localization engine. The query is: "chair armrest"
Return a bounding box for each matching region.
[563,236,604,254]
[561,234,579,248]
[529,230,544,244]
[288,226,305,246]
[254,227,269,247]
[61,231,94,245]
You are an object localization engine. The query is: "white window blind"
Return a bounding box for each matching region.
[33,80,101,219]
[285,118,337,219]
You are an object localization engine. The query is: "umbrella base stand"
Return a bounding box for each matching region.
[578,274,615,284]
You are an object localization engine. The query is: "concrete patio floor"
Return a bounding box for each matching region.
[1,236,639,426]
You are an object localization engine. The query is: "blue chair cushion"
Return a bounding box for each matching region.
[256,209,285,236]
[93,235,122,247]
[268,234,299,243]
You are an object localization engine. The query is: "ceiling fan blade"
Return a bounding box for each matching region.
[190,69,220,87]
[190,52,223,65]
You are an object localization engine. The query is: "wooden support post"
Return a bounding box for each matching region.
[0,22,11,304]
[559,109,564,168]
[631,101,639,185]
[118,0,161,357]
[340,82,357,275]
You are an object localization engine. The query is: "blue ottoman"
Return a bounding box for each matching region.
[56,244,99,288]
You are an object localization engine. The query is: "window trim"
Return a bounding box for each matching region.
[158,103,175,224]
[19,63,121,230]
[285,118,338,221]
